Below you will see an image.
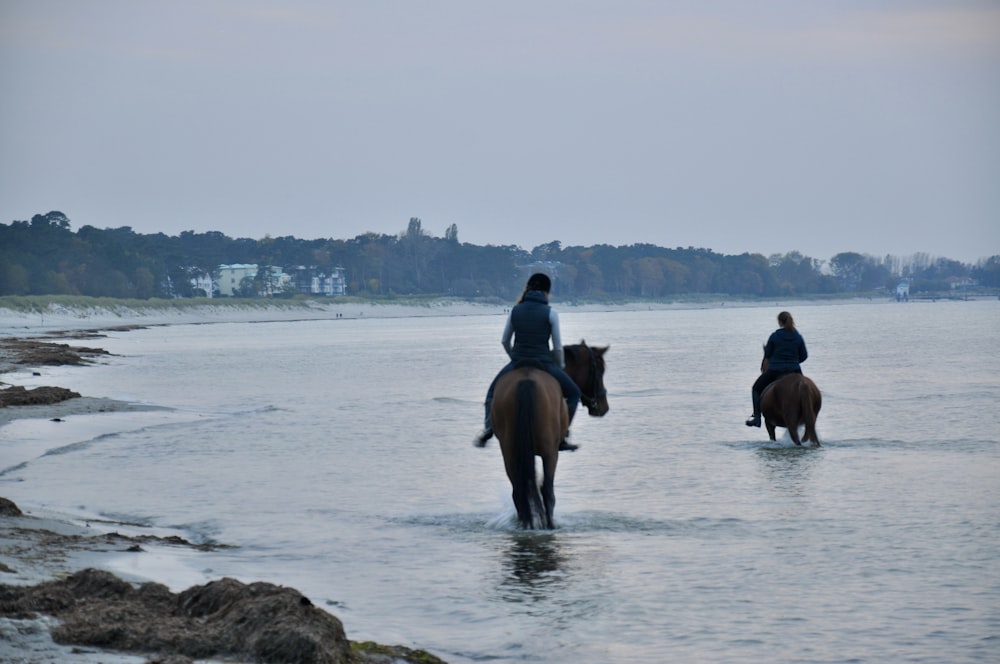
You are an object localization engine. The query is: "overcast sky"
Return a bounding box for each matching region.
[2,1,998,263]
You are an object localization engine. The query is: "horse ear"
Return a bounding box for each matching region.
[594,345,609,356]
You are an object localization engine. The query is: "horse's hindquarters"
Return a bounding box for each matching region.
[492,367,565,529]
[760,374,822,446]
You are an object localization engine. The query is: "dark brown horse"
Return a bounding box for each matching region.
[492,342,609,529]
[760,373,822,446]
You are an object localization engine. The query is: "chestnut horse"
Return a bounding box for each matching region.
[760,373,823,446]
[492,342,609,529]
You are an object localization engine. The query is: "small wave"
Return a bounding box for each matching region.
[0,462,28,477]
[431,396,478,405]
[215,404,291,417]
[93,512,226,548]
[614,388,664,398]
[41,431,122,457]
[392,510,749,536]
[93,511,158,528]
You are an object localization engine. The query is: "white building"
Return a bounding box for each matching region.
[288,266,347,296]
[896,279,910,302]
[217,264,259,297]
[190,272,214,298]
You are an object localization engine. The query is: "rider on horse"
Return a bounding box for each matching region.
[476,272,582,451]
[746,311,808,428]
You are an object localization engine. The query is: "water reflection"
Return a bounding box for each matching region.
[755,446,820,498]
[495,532,570,605]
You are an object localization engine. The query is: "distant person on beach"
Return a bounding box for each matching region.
[475,272,581,451]
[745,310,808,428]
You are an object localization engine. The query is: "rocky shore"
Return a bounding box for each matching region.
[0,331,448,663]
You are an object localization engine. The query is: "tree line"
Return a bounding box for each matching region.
[1,212,997,301]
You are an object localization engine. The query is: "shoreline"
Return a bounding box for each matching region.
[0,497,448,663]
[0,320,449,662]
[0,293,923,338]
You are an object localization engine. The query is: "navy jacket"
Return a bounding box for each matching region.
[764,328,808,372]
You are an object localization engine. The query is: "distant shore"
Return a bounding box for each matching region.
[0,292,926,338]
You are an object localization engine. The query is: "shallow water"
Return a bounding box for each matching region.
[2,300,998,662]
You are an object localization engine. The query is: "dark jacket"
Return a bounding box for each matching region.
[507,290,553,362]
[764,328,808,372]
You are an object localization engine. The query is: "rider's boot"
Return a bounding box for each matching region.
[745,390,761,427]
[558,436,579,452]
[559,400,579,451]
[475,399,493,446]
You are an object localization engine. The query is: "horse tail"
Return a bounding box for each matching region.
[514,378,538,527]
[799,380,819,444]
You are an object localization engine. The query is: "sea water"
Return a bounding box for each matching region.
[1,300,998,663]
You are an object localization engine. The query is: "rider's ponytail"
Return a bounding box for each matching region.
[778,311,795,331]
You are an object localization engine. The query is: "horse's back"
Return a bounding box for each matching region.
[763,373,820,403]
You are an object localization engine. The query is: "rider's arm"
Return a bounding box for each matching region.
[549,309,565,367]
[501,315,514,358]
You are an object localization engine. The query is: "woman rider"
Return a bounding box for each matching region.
[475,273,582,451]
[746,310,808,427]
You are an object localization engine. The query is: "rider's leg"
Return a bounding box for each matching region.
[747,370,786,427]
[548,365,582,451]
[746,371,774,427]
[476,363,511,446]
[746,388,762,427]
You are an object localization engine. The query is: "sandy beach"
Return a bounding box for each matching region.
[0,301,466,663]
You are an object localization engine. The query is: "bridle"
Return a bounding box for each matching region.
[577,344,607,410]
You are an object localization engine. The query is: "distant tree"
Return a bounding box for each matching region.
[0,211,991,301]
[829,252,867,291]
[235,276,256,298]
[769,251,825,295]
[531,241,562,262]
[31,210,71,230]
[972,256,1000,288]
[0,261,29,295]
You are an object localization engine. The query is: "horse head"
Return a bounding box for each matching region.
[565,340,610,417]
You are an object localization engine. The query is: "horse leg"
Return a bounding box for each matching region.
[540,454,557,529]
[785,413,802,445]
[765,419,777,441]
[802,386,821,446]
[511,489,531,529]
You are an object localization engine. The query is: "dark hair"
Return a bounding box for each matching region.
[526,273,551,292]
[518,273,552,304]
[778,311,796,331]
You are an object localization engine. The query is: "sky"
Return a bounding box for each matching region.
[1,1,998,264]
